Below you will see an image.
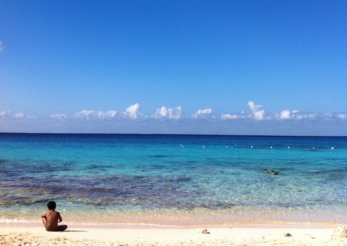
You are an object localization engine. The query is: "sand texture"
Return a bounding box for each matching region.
[1,225,347,246]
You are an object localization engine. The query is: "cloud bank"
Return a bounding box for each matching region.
[1,101,346,124]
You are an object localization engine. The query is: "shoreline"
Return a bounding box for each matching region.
[1,211,346,228]
[2,218,346,230]
[2,206,346,225]
[1,220,345,229]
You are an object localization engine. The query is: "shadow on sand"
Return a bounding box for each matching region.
[64,230,87,232]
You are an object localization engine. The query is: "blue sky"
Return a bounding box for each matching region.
[0,0,346,135]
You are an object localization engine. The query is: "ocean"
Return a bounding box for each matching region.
[0,133,346,225]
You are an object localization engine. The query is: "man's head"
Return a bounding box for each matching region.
[47,201,56,210]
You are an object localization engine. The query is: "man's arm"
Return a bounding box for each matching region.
[57,212,62,222]
[41,212,47,228]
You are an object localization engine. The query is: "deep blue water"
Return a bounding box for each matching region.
[0,133,346,222]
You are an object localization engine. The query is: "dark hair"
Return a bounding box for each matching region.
[47,201,56,210]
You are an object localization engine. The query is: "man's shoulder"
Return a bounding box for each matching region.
[55,211,61,216]
[47,210,58,216]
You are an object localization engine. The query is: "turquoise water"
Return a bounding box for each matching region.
[0,134,346,224]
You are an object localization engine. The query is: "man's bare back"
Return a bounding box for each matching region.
[41,201,67,232]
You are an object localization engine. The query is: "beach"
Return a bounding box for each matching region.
[1,223,347,245]
[2,0,346,244]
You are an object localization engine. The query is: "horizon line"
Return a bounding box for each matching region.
[0,132,346,138]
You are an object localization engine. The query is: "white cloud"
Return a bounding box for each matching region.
[221,113,244,120]
[123,103,141,119]
[0,40,3,52]
[192,108,212,118]
[0,110,10,118]
[153,106,182,119]
[13,112,25,119]
[275,109,317,120]
[76,110,96,119]
[277,109,291,119]
[248,101,265,120]
[337,114,347,120]
[276,109,299,120]
[50,113,67,120]
[0,111,33,119]
[74,110,94,119]
[74,110,117,120]
[276,109,318,120]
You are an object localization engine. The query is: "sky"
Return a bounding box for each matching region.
[0,0,346,135]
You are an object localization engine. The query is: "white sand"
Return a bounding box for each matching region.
[1,224,347,245]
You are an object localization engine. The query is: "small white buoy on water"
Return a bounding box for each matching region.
[250,145,253,149]
[270,146,273,149]
[331,146,335,150]
[288,146,291,149]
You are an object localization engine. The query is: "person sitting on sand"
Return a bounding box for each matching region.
[41,201,67,231]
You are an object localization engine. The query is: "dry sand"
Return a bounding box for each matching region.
[1,224,347,246]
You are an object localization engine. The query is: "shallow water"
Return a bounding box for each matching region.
[0,134,346,224]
